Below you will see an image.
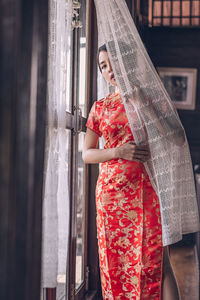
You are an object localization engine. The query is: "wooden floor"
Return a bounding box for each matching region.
[170,245,199,300]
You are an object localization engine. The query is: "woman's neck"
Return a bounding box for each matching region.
[115,86,120,94]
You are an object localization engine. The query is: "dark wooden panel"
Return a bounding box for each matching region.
[144,28,200,108]
[86,2,102,298]
[143,27,200,163]
[0,0,48,299]
[0,1,16,299]
[47,288,56,300]
[125,0,132,12]
[25,0,48,298]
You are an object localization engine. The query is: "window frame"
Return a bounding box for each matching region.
[66,1,91,299]
[148,0,200,27]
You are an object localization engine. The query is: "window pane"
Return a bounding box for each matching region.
[163,17,170,26]
[163,1,171,17]
[148,0,153,25]
[149,0,200,27]
[153,17,161,26]
[173,1,180,17]
[182,1,190,17]
[79,37,87,117]
[56,129,71,300]
[66,33,72,112]
[172,17,181,26]
[192,17,199,25]
[154,1,161,17]
[182,17,190,25]
[192,1,199,16]
[78,0,88,118]
[75,132,86,288]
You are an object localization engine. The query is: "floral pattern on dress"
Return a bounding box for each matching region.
[86,92,163,300]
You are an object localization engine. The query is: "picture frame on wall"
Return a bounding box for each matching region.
[157,67,197,110]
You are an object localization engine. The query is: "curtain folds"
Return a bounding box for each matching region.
[41,0,72,288]
[95,0,200,246]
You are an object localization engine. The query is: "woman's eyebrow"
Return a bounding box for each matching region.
[99,60,105,65]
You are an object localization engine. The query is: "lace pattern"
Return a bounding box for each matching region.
[42,0,72,288]
[95,0,200,246]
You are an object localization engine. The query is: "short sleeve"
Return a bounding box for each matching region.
[86,101,102,137]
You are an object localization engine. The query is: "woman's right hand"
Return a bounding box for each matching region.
[115,141,150,163]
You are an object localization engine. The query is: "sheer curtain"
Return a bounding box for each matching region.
[94,0,199,246]
[41,0,72,289]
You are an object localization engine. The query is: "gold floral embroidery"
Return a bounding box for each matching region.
[86,93,163,299]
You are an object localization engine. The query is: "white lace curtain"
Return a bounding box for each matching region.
[95,0,199,246]
[41,0,72,288]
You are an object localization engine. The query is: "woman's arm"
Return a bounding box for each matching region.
[82,128,117,164]
[82,128,150,164]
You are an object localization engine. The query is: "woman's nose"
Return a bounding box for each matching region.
[108,62,112,72]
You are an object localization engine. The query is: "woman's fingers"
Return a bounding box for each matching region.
[134,150,149,156]
[135,154,150,161]
[117,141,150,162]
[130,145,149,155]
[131,145,150,162]
[129,142,149,152]
[135,145,149,151]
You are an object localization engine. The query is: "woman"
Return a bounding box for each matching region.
[83,45,180,299]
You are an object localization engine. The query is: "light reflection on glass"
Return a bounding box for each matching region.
[75,132,86,288]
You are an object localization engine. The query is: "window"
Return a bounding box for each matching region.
[149,0,200,26]
[42,1,91,300]
[66,0,89,299]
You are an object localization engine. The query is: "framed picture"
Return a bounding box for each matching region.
[157,67,197,110]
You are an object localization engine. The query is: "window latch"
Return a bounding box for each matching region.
[73,105,83,134]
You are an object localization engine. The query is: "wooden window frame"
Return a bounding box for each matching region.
[46,2,138,300]
[149,0,200,27]
[67,1,92,299]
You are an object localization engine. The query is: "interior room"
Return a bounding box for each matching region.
[0,0,199,299]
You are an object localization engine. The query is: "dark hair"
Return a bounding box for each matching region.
[97,44,107,72]
[97,41,132,73]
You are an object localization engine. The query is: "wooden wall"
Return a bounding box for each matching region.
[143,27,200,164]
[142,27,200,248]
[0,0,48,299]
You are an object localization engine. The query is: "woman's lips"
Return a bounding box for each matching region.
[110,73,115,80]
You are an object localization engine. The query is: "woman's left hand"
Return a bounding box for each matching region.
[115,141,150,163]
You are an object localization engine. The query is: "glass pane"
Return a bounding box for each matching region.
[154,1,161,17]
[78,0,88,118]
[56,129,71,300]
[182,17,190,25]
[172,17,180,26]
[192,1,199,16]
[163,1,171,17]
[150,0,200,27]
[153,17,161,26]
[163,17,170,26]
[75,132,86,288]
[182,1,190,17]
[192,17,199,25]
[66,32,73,112]
[148,0,153,25]
[173,1,180,17]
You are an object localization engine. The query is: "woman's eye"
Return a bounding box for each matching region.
[101,64,106,70]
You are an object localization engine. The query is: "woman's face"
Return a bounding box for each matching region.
[98,51,117,87]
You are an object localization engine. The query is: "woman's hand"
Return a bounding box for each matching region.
[83,129,150,164]
[115,141,150,163]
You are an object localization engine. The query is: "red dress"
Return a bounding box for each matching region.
[86,92,164,300]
